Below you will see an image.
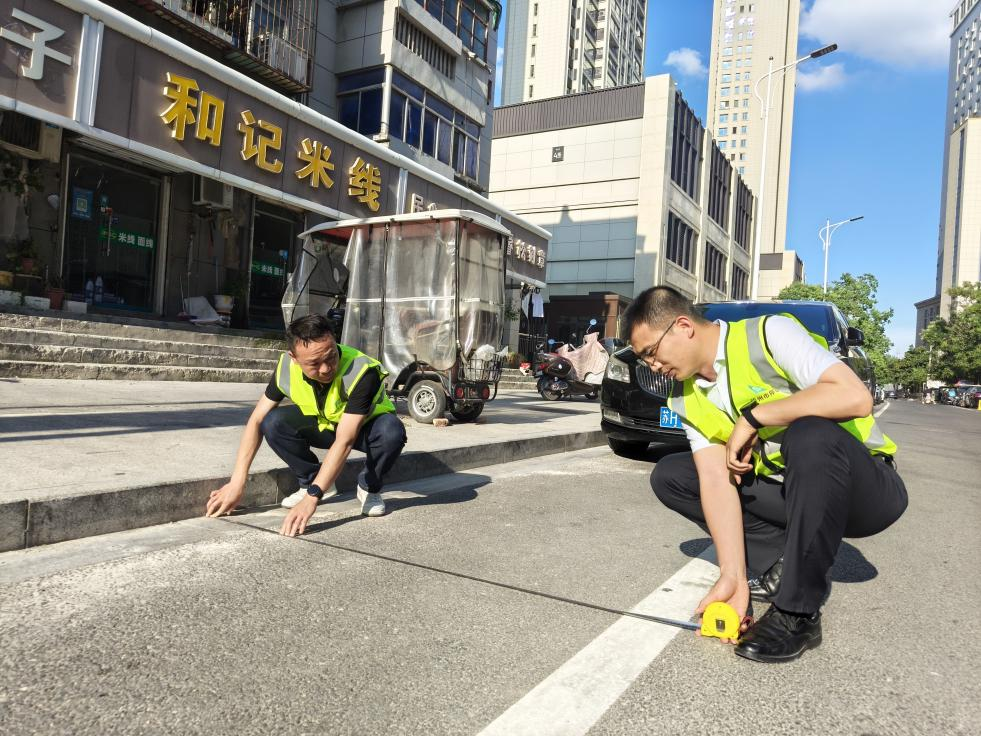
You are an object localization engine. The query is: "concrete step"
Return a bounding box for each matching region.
[0,326,284,361]
[0,360,270,382]
[0,308,286,350]
[496,382,539,391]
[0,341,278,371]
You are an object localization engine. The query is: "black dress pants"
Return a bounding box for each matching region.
[650,416,908,614]
[260,405,407,493]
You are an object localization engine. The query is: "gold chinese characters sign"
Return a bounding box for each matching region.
[160,73,382,212]
[507,236,546,270]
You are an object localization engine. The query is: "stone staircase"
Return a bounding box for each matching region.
[497,367,539,391]
[0,308,283,382]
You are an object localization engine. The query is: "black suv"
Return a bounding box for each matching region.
[601,300,875,456]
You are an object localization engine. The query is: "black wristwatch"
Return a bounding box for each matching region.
[741,405,764,430]
[306,484,325,500]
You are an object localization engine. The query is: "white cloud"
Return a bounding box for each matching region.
[800,0,948,68]
[664,47,708,79]
[796,62,848,92]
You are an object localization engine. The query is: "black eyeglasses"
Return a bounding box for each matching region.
[636,319,677,364]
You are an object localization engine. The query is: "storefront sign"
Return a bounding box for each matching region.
[98,227,155,249]
[251,260,285,277]
[0,8,73,79]
[507,236,545,270]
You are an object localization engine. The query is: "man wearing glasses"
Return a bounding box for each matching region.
[205,314,407,537]
[624,286,907,663]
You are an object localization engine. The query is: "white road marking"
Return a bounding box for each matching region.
[874,401,891,418]
[477,551,720,736]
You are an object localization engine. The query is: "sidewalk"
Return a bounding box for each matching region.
[0,378,603,550]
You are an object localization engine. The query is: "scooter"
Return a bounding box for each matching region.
[535,321,608,401]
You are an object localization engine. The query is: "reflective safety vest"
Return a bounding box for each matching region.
[275,344,395,432]
[667,315,896,478]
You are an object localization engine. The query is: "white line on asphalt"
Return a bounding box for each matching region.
[477,551,720,736]
[875,401,891,418]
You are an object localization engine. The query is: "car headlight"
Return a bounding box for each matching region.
[605,354,631,383]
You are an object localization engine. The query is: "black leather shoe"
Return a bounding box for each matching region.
[748,557,783,600]
[734,606,822,663]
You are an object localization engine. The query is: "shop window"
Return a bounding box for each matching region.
[63,152,161,312]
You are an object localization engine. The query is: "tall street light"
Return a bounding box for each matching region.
[820,215,864,294]
[750,43,838,300]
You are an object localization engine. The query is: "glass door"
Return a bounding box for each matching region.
[63,152,161,312]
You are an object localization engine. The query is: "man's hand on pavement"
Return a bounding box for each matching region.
[280,495,318,537]
[695,573,751,644]
[725,417,757,483]
[206,481,244,518]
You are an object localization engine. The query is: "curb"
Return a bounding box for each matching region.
[1,429,606,551]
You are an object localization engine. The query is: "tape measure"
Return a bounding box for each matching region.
[640,601,743,640]
[700,602,742,639]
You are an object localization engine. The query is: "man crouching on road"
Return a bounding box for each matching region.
[206,314,407,537]
[626,287,907,663]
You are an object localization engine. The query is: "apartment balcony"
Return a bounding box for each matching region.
[128,0,314,93]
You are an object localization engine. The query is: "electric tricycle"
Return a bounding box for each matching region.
[282,210,508,424]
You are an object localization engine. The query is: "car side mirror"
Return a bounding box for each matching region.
[846,327,864,346]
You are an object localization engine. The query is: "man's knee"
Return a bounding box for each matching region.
[782,416,843,454]
[368,412,407,452]
[259,408,293,440]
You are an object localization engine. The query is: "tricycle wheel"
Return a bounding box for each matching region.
[449,402,484,422]
[408,380,447,424]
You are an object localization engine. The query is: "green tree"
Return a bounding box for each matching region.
[777,273,894,379]
[892,345,930,392]
[922,282,981,384]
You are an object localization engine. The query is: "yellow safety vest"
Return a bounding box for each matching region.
[275,344,395,432]
[667,315,896,478]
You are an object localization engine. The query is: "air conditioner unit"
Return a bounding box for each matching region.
[193,176,234,209]
[0,114,61,162]
[252,33,310,86]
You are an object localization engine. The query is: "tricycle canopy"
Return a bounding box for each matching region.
[283,210,510,383]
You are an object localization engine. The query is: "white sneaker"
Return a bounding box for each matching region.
[357,487,386,517]
[280,484,338,509]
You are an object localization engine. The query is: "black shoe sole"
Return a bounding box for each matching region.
[734,633,822,663]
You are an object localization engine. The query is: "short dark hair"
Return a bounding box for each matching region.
[286,314,336,352]
[621,286,705,340]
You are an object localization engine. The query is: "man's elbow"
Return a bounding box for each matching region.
[852,389,874,418]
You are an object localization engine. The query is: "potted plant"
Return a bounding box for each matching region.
[45,274,66,310]
[15,239,37,275]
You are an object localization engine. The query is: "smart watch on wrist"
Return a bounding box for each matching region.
[741,404,764,430]
[306,484,325,500]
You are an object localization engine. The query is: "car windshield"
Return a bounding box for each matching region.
[699,302,837,343]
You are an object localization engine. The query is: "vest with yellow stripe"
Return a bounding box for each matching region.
[667,315,896,478]
[275,345,396,432]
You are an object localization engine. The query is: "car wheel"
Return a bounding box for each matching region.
[408,380,447,424]
[607,437,650,457]
[449,402,484,422]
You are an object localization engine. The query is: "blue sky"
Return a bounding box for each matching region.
[495,1,951,355]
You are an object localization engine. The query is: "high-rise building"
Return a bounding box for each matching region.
[705,0,801,299]
[916,0,981,343]
[500,0,647,106]
[490,77,757,348]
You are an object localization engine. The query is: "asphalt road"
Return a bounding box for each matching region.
[0,400,978,735]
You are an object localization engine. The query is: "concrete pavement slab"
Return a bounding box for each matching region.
[0,378,603,547]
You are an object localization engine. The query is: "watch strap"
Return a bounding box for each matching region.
[741,406,764,430]
[306,484,325,499]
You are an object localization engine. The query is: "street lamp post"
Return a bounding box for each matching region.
[750,43,837,300]
[820,215,864,294]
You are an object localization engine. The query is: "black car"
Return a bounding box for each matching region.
[601,300,876,456]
